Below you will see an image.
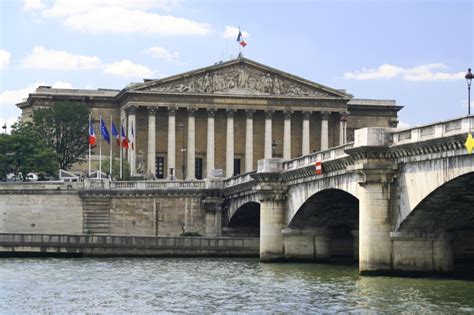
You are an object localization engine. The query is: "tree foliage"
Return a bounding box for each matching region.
[32,101,89,170]
[102,158,131,180]
[0,122,58,181]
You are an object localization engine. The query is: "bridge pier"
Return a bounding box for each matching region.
[391,231,454,273]
[282,228,331,261]
[260,198,286,261]
[252,159,287,262]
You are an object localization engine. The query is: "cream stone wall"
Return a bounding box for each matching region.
[0,193,83,234]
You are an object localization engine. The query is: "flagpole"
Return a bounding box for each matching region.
[120,119,123,180]
[99,114,102,179]
[110,116,113,178]
[88,114,91,177]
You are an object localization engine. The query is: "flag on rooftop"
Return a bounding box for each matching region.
[236,28,247,47]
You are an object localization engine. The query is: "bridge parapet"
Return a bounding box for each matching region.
[392,116,473,145]
[283,143,354,171]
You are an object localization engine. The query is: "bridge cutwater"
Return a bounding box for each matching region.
[1,116,473,276]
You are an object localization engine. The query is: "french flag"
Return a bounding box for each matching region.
[111,122,120,146]
[236,28,247,47]
[121,124,129,149]
[89,121,96,146]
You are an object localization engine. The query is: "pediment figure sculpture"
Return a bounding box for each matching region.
[134,59,349,98]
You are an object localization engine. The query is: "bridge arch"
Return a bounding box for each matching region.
[289,188,359,229]
[397,171,474,232]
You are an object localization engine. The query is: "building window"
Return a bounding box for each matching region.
[155,156,164,179]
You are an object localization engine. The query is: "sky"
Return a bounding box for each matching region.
[0,0,473,133]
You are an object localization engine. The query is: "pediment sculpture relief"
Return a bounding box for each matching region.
[144,65,332,97]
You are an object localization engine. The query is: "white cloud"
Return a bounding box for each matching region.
[145,46,181,63]
[224,26,250,39]
[30,0,209,36]
[22,46,102,71]
[41,0,178,17]
[0,81,72,134]
[0,49,11,70]
[344,63,464,81]
[104,60,153,78]
[64,8,211,35]
[23,0,45,11]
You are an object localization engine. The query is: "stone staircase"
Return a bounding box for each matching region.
[82,197,111,234]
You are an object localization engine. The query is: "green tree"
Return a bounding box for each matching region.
[0,122,58,181]
[32,101,89,170]
[102,158,131,180]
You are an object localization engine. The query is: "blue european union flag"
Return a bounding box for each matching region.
[100,118,110,144]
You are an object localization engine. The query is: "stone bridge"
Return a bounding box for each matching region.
[223,116,474,275]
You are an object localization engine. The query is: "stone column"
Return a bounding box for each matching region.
[283,110,292,160]
[226,108,235,177]
[339,112,348,146]
[264,109,274,159]
[147,107,157,176]
[126,106,137,176]
[302,111,311,156]
[186,107,196,180]
[245,109,254,172]
[321,111,330,150]
[206,108,215,178]
[167,106,176,179]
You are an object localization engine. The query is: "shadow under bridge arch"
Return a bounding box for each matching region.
[288,189,359,259]
[224,202,260,237]
[397,172,474,268]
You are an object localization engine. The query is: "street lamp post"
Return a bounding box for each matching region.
[177,121,186,180]
[466,68,473,116]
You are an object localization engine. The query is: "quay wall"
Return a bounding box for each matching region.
[0,233,259,257]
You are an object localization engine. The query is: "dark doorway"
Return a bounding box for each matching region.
[195,158,203,179]
[233,159,241,176]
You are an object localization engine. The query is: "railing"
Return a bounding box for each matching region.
[109,180,206,190]
[223,172,256,188]
[283,143,354,171]
[392,116,473,145]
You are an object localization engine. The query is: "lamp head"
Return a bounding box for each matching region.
[466,68,473,87]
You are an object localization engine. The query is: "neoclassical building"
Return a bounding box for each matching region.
[18,57,402,179]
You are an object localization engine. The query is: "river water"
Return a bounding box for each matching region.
[1,258,473,313]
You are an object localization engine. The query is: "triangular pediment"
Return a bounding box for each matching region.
[130,58,352,99]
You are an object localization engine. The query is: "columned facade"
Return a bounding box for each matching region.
[264,109,274,159]
[283,110,292,160]
[186,107,196,180]
[167,106,177,179]
[147,106,156,176]
[226,109,235,177]
[302,111,311,156]
[245,110,254,173]
[126,106,137,176]
[321,111,330,151]
[206,108,215,178]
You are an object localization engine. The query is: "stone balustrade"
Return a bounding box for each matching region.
[392,116,473,145]
[223,172,256,188]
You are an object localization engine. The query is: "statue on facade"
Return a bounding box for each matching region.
[136,150,145,174]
